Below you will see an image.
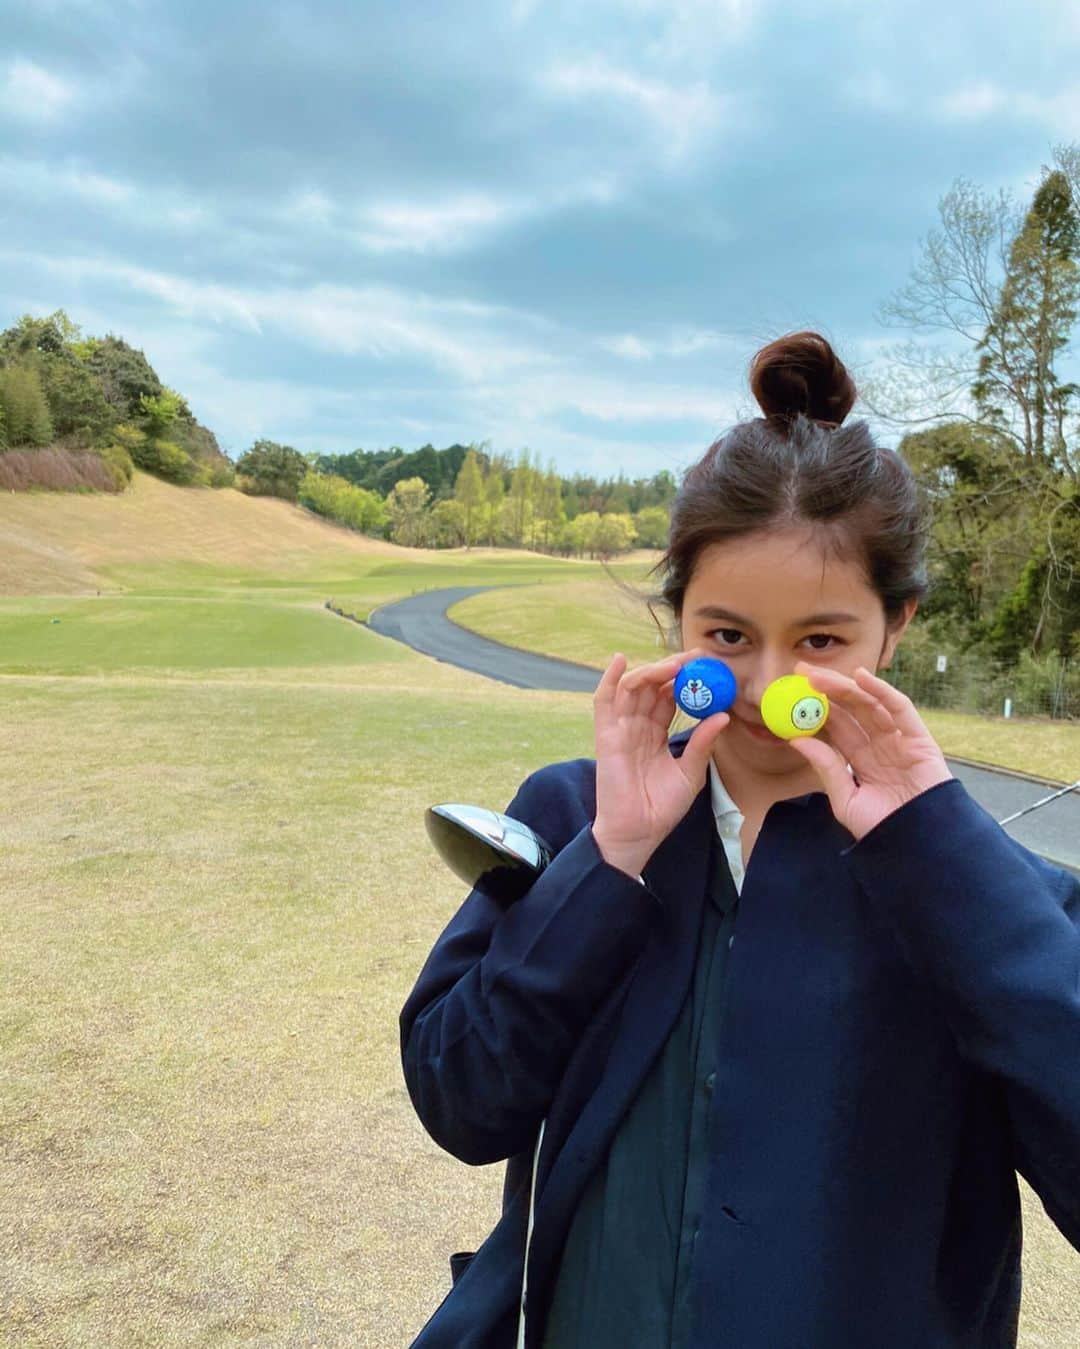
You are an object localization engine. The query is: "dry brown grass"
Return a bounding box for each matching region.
[0,446,123,493]
[0,469,439,595]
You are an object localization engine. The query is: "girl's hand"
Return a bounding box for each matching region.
[785,661,953,841]
[592,648,730,877]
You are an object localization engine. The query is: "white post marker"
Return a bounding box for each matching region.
[1004,697,1012,719]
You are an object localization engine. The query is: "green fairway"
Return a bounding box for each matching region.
[0,595,418,674]
[1,481,1077,1344]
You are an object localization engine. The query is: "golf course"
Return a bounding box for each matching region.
[2,471,1078,1346]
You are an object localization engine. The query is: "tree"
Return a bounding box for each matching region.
[868,161,1080,466]
[868,156,1080,658]
[83,335,165,418]
[0,363,53,446]
[632,505,670,549]
[431,497,468,547]
[507,448,538,546]
[970,169,1079,474]
[535,461,564,553]
[386,476,431,547]
[38,357,115,445]
[592,512,636,558]
[483,453,508,546]
[453,446,485,547]
[900,421,1025,627]
[298,470,387,533]
[235,439,309,500]
[0,309,81,360]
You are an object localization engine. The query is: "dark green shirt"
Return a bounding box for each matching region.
[541,824,741,1348]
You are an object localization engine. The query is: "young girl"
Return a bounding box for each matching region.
[400,332,1080,1348]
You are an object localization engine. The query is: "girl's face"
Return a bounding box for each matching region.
[678,526,916,776]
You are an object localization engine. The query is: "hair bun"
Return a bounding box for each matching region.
[749,330,856,429]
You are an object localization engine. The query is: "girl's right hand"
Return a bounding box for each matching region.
[591,648,731,878]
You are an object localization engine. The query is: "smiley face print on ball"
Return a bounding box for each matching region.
[760,674,829,739]
[673,657,737,720]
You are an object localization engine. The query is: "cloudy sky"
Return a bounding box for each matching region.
[2,0,1078,478]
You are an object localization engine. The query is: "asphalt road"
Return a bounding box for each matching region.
[366,586,1080,875]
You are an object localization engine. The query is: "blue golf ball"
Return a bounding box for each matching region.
[673,657,737,719]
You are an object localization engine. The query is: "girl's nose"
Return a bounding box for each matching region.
[743,656,792,708]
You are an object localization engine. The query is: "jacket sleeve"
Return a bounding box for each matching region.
[843,778,1080,1251]
[399,763,661,1166]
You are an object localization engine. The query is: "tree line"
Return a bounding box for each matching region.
[232,437,676,558]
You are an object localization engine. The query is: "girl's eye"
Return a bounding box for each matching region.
[706,630,845,650]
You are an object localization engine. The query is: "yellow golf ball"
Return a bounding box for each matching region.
[760,674,829,739]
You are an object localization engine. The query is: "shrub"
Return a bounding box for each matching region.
[99,443,135,489]
[0,447,122,493]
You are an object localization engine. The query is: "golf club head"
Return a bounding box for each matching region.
[425,803,553,907]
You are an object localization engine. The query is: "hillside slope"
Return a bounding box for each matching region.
[0,471,430,594]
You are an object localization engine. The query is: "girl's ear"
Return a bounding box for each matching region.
[878,598,918,670]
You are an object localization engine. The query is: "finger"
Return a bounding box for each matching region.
[794,660,907,746]
[852,667,929,738]
[794,660,880,711]
[786,733,858,811]
[816,700,872,762]
[825,688,898,748]
[593,652,628,714]
[679,712,730,782]
[619,646,707,694]
[615,648,707,719]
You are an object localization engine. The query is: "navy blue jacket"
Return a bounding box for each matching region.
[400,729,1080,1347]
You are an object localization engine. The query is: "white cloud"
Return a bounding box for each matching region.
[2,59,78,122]
[841,72,904,113]
[0,156,219,235]
[1015,82,1080,138]
[480,367,734,425]
[352,193,520,253]
[0,249,558,380]
[279,177,622,255]
[598,326,737,361]
[847,72,1080,139]
[936,82,1007,121]
[0,156,132,206]
[282,189,335,226]
[930,80,1080,136]
[541,58,726,163]
[600,0,768,67]
[603,334,653,361]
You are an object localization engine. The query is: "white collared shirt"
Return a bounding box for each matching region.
[708,757,745,895]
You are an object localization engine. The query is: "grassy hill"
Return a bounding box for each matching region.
[0,470,437,595]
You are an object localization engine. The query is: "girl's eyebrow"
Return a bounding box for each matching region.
[692,604,861,627]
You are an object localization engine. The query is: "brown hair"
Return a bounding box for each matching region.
[644,330,929,640]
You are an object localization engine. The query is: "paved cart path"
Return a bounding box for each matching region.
[366,586,1079,874]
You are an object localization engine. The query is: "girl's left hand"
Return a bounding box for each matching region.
[785,661,954,841]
